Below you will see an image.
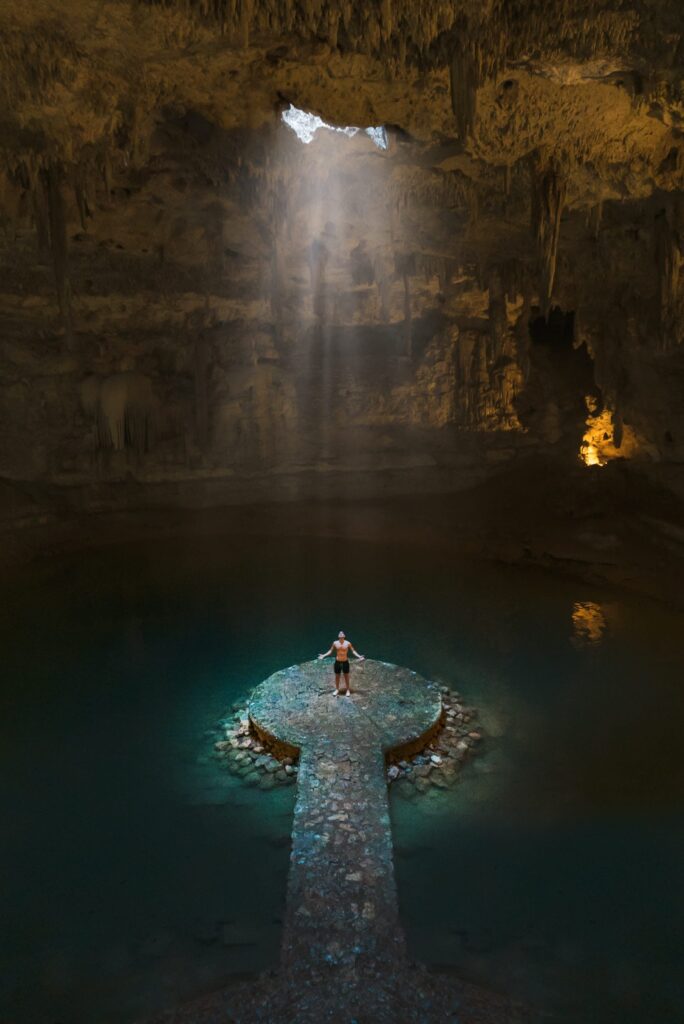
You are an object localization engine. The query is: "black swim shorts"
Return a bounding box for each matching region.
[334,660,350,674]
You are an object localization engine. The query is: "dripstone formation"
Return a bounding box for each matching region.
[1,1,684,531]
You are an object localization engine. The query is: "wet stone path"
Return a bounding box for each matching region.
[145,662,530,1024]
[248,659,442,983]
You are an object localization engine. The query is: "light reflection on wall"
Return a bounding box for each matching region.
[571,601,606,646]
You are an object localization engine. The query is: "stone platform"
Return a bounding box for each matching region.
[144,661,529,1024]
[248,659,442,981]
[249,658,443,759]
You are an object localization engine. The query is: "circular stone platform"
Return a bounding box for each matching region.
[248,658,443,759]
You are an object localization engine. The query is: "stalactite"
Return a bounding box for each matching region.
[103,148,112,198]
[194,333,210,451]
[82,373,157,454]
[654,205,683,349]
[43,164,72,334]
[531,154,566,316]
[613,406,624,450]
[487,268,507,359]
[327,7,339,49]
[0,170,21,242]
[587,201,603,240]
[73,160,96,232]
[449,42,479,141]
[381,0,392,42]
[240,0,251,47]
[127,0,653,74]
[32,178,50,253]
[403,272,412,357]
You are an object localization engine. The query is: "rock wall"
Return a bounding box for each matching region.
[1,1,683,523]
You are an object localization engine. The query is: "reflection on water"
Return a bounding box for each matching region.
[571,600,607,646]
[1,537,683,1024]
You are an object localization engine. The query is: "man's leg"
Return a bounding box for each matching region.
[334,665,341,694]
[342,664,350,695]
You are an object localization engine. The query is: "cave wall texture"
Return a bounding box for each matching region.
[1,0,684,525]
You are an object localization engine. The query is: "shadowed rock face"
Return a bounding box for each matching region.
[1,1,684,525]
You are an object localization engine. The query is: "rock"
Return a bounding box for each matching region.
[214,740,230,751]
[284,764,296,775]
[468,731,481,741]
[259,774,276,790]
[387,765,400,781]
[430,754,443,765]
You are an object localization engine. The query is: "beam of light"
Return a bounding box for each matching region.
[282,104,388,149]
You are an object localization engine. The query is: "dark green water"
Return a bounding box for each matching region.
[1,534,683,1023]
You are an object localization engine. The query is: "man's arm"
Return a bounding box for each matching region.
[318,645,335,660]
[349,645,365,661]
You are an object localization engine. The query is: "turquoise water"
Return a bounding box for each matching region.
[1,534,683,1022]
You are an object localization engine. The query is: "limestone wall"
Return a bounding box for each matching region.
[1,2,683,524]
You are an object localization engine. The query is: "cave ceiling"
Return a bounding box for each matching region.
[0,1,683,504]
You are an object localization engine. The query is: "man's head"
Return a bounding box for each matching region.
[338,631,345,639]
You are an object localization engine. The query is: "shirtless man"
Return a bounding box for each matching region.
[318,631,365,696]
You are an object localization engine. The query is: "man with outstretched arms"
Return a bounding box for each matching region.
[318,631,365,696]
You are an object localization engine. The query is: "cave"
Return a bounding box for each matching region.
[1,3,684,1024]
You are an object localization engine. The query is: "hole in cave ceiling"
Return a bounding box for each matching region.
[281,104,388,149]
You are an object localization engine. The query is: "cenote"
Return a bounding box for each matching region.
[3,5,684,1018]
[2,533,683,1024]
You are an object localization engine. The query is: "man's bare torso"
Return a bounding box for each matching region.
[334,640,351,661]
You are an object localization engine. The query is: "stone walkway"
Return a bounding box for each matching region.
[144,661,533,1024]
[248,659,442,984]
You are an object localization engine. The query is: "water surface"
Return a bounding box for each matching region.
[1,535,682,1022]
